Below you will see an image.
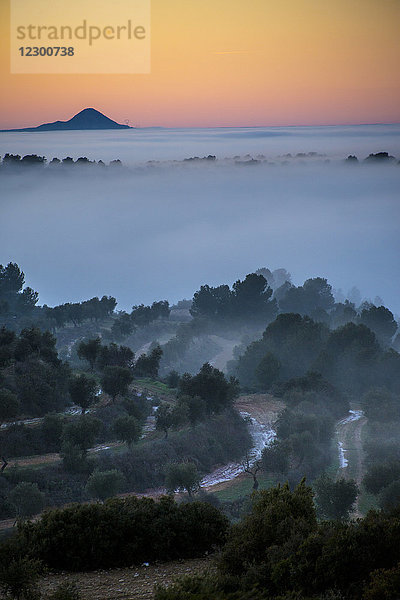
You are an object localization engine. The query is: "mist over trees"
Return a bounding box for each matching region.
[190,273,277,324]
[0,276,252,518]
[0,115,399,600]
[229,309,399,397]
[0,152,122,169]
[232,313,329,388]
[0,261,399,568]
[1,261,399,431]
[278,276,335,315]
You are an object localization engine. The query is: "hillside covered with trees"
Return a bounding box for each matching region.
[0,261,399,598]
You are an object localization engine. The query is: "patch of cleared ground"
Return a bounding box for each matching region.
[40,557,215,600]
[235,393,284,426]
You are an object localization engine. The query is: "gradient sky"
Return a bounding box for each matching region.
[1,0,400,128]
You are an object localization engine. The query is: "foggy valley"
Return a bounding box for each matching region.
[2,0,400,595]
[1,124,399,315]
[0,125,400,600]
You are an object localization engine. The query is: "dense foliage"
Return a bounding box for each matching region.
[261,373,348,482]
[155,482,400,600]
[230,314,400,396]
[0,326,70,416]
[17,495,228,571]
[100,408,251,492]
[0,406,250,519]
[361,387,400,512]
[0,260,399,597]
[0,263,38,321]
[178,362,239,414]
[191,274,278,325]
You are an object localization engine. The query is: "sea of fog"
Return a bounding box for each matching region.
[0,124,399,315]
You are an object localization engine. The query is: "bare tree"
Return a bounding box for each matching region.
[242,453,261,490]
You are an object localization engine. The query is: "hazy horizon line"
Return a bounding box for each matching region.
[1,119,400,133]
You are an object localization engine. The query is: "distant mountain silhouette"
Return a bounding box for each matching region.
[0,108,131,132]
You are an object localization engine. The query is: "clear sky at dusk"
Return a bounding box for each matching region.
[0,0,399,129]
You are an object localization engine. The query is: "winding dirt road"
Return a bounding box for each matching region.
[336,409,367,516]
[201,394,283,492]
[0,393,282,529]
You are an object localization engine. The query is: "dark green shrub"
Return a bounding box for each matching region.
[19,495,228,571]
[364,562,400,600]
[363,461,400,495]
[165,462,200,497]
[85,469,124,501]
[313,475,358,520]
[219,481,317,593]
[0,557,42,600]
[379,480,400,512]
[9,482,45,519]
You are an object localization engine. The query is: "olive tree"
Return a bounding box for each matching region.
[85,469,124,502]
[9,482,44,520]
[165,462,201,497]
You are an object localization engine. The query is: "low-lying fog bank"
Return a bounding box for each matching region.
[1,123,399,164]
[1,154,398,315]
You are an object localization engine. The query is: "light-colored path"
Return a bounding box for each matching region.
[0,394,283,529]
[201,394,284,492]
[336,409,367,516]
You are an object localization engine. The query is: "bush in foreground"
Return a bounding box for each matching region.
[0,556,42,600]
[155,482,400,600]
[18,495,228,571]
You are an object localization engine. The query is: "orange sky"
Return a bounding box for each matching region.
[1,0,399,128]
